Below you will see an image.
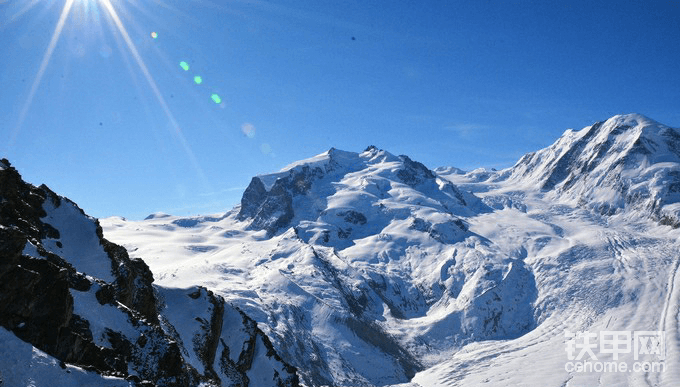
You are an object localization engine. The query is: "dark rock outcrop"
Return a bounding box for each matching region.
[237,164,326,236]
[396,155,436,186]
[241,178,295,235]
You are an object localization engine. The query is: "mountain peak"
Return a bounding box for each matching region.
[585,113,672,150]
[605,112,661,128]
[277,146,401,176]
[237,146,479,237]
[507,114,680,226]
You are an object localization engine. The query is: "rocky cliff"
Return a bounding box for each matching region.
[0,159,299,387]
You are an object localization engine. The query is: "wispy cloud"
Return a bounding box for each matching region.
[443,123,490,140]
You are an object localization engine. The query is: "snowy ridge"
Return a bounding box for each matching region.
[238,145,483,240]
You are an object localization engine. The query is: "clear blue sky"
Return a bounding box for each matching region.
[2,0,679,219]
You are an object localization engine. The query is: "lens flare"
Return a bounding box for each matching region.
[241,123,256,138]
[151,31,158,39]
[99,0,209,188]
[194,75,203,84]
[211,94,222,104]
[179,61,189,71]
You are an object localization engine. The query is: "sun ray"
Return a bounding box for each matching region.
[8,0,76,150]
[5,0,41,25]
[7,0,210,194]
[98,0,210,189]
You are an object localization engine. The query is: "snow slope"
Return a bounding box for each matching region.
[101,114,680,386]
[410,188,680,386]
[0,327,131,387]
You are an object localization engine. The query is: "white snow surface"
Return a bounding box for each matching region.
[500,114,680,222]
[101,115,680,387]
[21,240,42,259]
[71,283,140,348]
[41,197,115,282]
[0,327,131,387]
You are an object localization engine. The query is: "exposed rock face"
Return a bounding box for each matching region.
[0,159,299,387]
[338,210,367,225]
[157,287,300,387]
[238,176,268,221]
[238,176,295,236]
[396,155,436,186]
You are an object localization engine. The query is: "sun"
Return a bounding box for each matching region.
[9,0,206,184]
[9,0,126,144]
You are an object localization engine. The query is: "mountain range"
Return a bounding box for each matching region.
[2,113,679,386]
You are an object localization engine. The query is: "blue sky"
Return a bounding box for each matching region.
[2,0,679,219]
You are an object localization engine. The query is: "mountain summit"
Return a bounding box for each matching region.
[238,146,484,241]
[506,113,680,225]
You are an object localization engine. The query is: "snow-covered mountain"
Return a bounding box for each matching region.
[0,159,299,387]
[101,114,680,387]
[5,113,680,387]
